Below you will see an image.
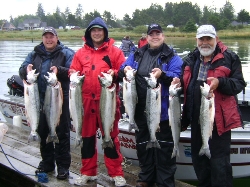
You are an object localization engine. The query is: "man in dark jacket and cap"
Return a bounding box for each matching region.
[69,17,126,186]
[19,27,75,180]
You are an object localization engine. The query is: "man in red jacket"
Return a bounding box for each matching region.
[172,25,246,187]
[69,17,126,187]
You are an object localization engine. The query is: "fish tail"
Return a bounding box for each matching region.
[129,123,139,132]
[102,139,114,149]
[199,147,211,159]
[171,147,180,158]
[46,134,59,143]
[146,140,161,150]
[28,133,40,143]
[75,136,83,148]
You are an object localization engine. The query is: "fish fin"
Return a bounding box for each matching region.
[199,147,211,159]
[101,139,114,149]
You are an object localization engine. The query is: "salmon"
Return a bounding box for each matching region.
[69,71,85,148]
[98,72,116,149]
[23,69,40,143]
[199,82,215,159]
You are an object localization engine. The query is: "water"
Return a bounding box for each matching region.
[0,39,249,101]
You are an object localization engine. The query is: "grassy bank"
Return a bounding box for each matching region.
[1,27,250,42]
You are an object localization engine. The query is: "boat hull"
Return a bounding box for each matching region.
[0,94,250,180]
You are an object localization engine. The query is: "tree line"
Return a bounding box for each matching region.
[3,1,250,32]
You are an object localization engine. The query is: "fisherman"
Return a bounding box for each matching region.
[19,27,75,180]
[172,25,246,187]
[118,23,183,187]
[69,17,126,186]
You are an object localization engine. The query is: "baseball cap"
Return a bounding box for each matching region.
[196,25,216,38]
[42,27,57,36]
[89,24,103,31]
[147,23,162,35]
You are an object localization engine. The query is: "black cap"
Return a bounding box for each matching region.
[147,23,162,35]
[42,27,57,36]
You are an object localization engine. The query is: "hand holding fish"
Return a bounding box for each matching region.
[107,69,115,77]
[50,66,58,75]
[151,68,162,79]
[207,77,219,92]
[171,77,181,87]
[124,66,132,74]
[26,64,33,73]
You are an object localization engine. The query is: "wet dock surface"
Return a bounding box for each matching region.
[0,122,194,187]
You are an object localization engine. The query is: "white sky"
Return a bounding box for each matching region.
[1,0,249,20]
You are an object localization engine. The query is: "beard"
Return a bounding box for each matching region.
[198,41,216,57]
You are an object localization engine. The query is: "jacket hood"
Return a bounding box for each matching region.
[85,17,109,48]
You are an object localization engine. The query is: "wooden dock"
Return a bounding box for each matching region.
[0,122,194,187]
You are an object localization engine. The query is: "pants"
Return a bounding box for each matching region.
[37,96,71,170]
[135,105,176,187]
[191,122,232,187]
[80,98,124,177]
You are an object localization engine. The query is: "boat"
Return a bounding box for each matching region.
[0,93,249,180]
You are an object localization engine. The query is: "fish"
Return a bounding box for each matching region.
[123,69,138,132]
[199,82,215,159]
[145,73,161,149]
[69,71,85,148]
[23,69,40,142]
[43,72,63,143]
[98,72,116,149]
[169,83,182,158]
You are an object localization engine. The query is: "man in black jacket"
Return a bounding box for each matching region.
[19,27,75,180]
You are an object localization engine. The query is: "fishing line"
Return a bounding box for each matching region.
[0,144,48,183]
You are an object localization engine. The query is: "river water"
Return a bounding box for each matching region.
[0,39,249,101]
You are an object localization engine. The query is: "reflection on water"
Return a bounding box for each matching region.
[0,39,249,100]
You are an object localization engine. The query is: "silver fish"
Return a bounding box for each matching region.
[169,83,182,158]
[145,73,161,149]
[199,82,215,159]
[69,71,85,148]
[123,69,138,132]
[23,69,40,142]
[43,72,63,143]
[98,72,116,149]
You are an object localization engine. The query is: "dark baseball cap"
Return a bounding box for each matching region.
[147,23,162,35]
[42,27,57,36]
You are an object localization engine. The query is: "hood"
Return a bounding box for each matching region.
[85,17,109,48]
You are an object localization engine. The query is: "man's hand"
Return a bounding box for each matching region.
[171,77,181,87]
[124,66,132,74]
[50,66,58,74]
[68,69,77,76]
[107,69,115,77]
[207,77,219,92]
[151,68,162,79]
[26,64,33,73]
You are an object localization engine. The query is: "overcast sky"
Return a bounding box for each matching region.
[1,0,249,20]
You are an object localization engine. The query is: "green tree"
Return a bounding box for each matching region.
[183,19,197,32]
[75,4,83,19]
[36,3,46,21]
[83,10,102,28]
[237,9,250,25]
[219,1,235,23]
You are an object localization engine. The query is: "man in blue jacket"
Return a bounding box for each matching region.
[19,27,75,180]
[118,23,183,187]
